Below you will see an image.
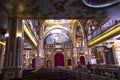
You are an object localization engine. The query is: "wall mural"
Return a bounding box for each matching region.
[76,26,83,49]
[45,33,71,44]
[44,29,71,44]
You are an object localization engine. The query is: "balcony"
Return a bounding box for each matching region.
[44,43,73,49]
[87,20,120,41]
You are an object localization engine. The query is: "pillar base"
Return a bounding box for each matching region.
[2,68,23,80]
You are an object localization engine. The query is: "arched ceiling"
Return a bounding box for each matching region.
[42,20,76,35]
[0,0,120,19]
[42,19,76,44]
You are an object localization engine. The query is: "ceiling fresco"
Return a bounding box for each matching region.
[44,29,71,44]
[42,20,75,34]
[0,0,120,19]
[42,20,75,44]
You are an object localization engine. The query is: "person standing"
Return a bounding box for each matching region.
[77,62,82,71]
[87,62,91,69]
[86,62,92,73]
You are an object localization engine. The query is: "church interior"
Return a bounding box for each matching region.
[0,0,120,80]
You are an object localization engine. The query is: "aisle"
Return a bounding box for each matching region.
[23,67,78,80]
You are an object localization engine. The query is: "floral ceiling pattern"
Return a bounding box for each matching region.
[0,0,120,19]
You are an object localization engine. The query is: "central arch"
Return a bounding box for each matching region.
[54,53,64,67]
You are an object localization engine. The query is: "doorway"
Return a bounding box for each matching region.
[80,56,85,65]
[54,53,64,66]
[47,60,52,68]
[32,58,35,68]
[67,59,72,66]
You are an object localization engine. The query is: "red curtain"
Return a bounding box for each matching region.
[80,56,85,65]
[55,53,64,66]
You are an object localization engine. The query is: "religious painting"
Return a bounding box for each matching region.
[67,51,71,57]
[76,26,82,37]
[44,29,72,44]
[46,51,51,58]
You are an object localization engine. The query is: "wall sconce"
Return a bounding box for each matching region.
[17,33,22,38]
[85,52,87,54]
[61,19,66,22]
[50,19,54,22]
[92,55,95,58]
[5,33,9,37]
[73,54,77,57]
[39,54,41,57]
[35,53,38,57]
[73,54,75,57]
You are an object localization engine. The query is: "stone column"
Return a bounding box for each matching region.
[2,18,24,80]
[34,49,40,68]
[102,51,106,64]
[39,39,44,67]
[24,50,30,68]
[73,47,78,65]
[34,39,40,68]
[0,45,2,72]
[0,44,4,73]
[40,48,44,66]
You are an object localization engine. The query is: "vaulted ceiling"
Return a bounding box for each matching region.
[0,0,120,19]
[0,0,120,42]
[41,19,76,44]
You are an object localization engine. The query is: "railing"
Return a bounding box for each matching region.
[24,20,39,40]
[78,65,120,80]
[91,65,120,80]
[87,20,120,41]
[44,43,73,49]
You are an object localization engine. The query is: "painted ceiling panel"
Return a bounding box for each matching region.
[0,0,120,19]
[44,29,71,44]
[43,20,75,34]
